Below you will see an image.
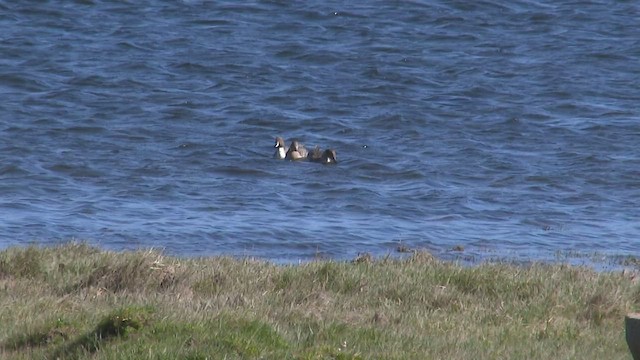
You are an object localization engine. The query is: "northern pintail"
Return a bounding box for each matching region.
[285,140,308,161]
[308,146,338,164]
[274,136,287,159]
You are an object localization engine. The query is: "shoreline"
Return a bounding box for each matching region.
[1,242,637,359]
[2,240,637,272]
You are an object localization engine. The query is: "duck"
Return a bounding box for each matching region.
[274,136,287,159]
[285,140,308,161]
[308,146,338,164]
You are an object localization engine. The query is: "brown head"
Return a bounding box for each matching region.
[275,136,285,148]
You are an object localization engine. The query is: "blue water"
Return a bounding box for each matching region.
[1,0,639,264]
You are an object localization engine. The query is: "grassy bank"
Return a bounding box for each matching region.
[0,243,638,359]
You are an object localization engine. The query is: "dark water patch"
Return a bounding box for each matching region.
[46,163,105,179]
[65,126,107,134]
[0,73,49,92]
[0,164,29,177]
[212,165,271,178]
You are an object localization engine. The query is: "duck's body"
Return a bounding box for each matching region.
[308,146,323,162]
[285,140,308,161]
[274,136,287,159]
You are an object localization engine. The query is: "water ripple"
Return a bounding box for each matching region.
[0,0,638,264]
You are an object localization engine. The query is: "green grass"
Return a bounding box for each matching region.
[0,242,638,359]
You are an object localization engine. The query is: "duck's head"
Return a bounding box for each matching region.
[323,149,338,164]
[274,137,286,148]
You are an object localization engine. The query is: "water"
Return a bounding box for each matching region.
[1,0,639,265]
